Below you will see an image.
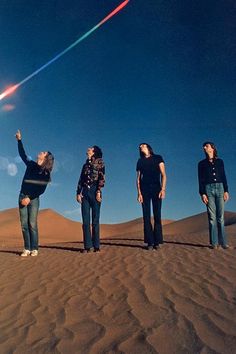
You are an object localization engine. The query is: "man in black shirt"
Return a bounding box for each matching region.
[198,141,229,249]
[136,143,167,250]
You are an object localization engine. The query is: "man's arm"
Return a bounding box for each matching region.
[15,130,29,165]
[76,166,84,204]
[96,164,105,202]
[136,171,143,203]
[159,162,166,199]
[198,161,208,204]
[220,160,229,202]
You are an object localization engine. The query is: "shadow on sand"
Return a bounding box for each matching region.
[164,240,209,248]
[0,239,212,255]
[0,249,21,255]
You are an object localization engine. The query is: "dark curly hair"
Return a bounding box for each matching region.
[93,146,103,159]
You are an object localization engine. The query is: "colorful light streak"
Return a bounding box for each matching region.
[0,85,19,101]
[0,0,129,101]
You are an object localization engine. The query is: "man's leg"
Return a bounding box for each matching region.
[28,197,39,251]
[152,193,163,246]
[142,191,153,246]
[91,193,101,250]
[81,195,93,250]
[206,184,218,247]
[215,184,227,247]
[19,203,31,251]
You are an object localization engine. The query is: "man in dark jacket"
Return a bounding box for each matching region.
[198,141,229,249]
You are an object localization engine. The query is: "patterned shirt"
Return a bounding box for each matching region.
[77,157,105,195]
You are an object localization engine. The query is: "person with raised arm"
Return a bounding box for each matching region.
[16,130,54,257]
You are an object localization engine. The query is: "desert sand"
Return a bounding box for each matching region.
[0,208,236,354]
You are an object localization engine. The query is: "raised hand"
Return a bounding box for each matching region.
[15,129,22,140]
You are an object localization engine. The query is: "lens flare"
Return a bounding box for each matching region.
[0,0,129,101]
[1,104,15,112]
[0,84,19,100]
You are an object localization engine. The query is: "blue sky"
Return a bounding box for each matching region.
[0,0,236,223]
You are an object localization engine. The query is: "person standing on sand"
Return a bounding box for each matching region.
[16,130,54,257]
[76,146,105,253]
[198,141,229,249]
[136,143,167,250]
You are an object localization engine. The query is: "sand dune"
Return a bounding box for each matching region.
[163,211,236,236]
[0,208,236,353]
[0,208,174,247]
[1,208,236,246]
[0,208,80,247]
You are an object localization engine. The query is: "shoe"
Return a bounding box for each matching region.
[20,249,30,257]
[31,250,38,257]
[153,244,163,250]
[222,245,230,249]
[210,245,219,250]
[146,245,153,251]
[94,248,100,252]
[81,249,91,254]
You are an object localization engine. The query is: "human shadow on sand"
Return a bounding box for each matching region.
[164,240,208,248]
[102,237,143,242]
[40,242,145,251]
[39,244,84,253]
[100,241,144,249]
[0,240,210,256]
[0,249,21,255]
[101,237,209,249]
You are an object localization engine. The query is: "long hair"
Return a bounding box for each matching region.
[139,143,154,158]
[203,141,218,159]
[93,146,103,159]
[41,151,54,173]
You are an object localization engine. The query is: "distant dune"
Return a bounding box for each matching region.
[0,208,236,353]
[0,208,174,246]
[163,211,236,235]
[0,208,80,247]
[0,208,236,247]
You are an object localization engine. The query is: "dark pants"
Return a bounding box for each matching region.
[19,194,39,251]
[141,186,163,246]
[81,186,101,250]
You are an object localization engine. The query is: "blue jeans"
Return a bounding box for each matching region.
[81,186,101,250]
[141,186,163,246]
[205,183,227,246]
[19,194,39,251]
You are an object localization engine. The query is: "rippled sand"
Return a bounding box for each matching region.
[0,209,236,353]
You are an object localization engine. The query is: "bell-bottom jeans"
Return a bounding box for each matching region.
[141,185,163,246]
